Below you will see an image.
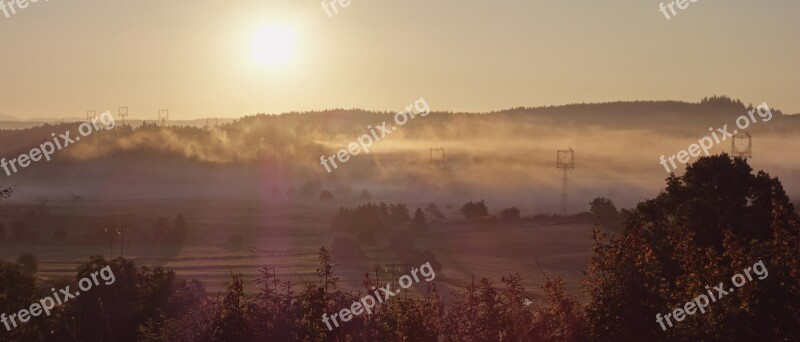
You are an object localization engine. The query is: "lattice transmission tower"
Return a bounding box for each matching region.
[731,131,752,159]
[118,107,128,126]
[158,109,169,126]
[556,148,575,215]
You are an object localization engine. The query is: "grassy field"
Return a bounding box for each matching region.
[0,198,595,301]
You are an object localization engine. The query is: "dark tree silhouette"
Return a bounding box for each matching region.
[461,200,489,220]
[390,204,410,223]
[499,207,521,221]
[589,197,622,231]
[412,208,428,234]
[174,213,189,242]
[425,203,445,219]
[584,154,800,341]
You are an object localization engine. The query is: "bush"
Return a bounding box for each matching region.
[499,207,520,221]
[320,190,334,200]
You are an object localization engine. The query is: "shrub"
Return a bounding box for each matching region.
[499,207,520,221]
[320,190,334,200]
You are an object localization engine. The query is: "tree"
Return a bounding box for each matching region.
[390,204,410,223]
[584,154,800,340]
[0,260,40,340]
[61,256,206,342]
[174,213,189,242]
[212,274,252,341]
[412,208,428,234]
[316,246,338,294]
[298,179,322,197]
[359,189,372,200]
[500,207,521,221]
[425,203,445,219]
[461,200,489,220]
[588,197,622,231]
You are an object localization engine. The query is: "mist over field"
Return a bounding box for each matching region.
[3,97,799,213]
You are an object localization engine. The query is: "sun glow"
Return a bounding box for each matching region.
[250,25,296,66]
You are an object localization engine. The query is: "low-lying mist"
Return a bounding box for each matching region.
[2,97,799,214]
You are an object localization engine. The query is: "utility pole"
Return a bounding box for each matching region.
[104,225,130,259]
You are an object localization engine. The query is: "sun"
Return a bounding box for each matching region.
[250,26,295,66]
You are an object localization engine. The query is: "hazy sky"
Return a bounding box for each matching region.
[0,0,798,120]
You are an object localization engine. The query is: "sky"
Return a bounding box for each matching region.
[0,0,798,120]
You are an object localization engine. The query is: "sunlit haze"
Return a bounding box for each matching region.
[0,0,798,119]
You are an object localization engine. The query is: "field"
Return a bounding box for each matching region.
[0,197,595,300]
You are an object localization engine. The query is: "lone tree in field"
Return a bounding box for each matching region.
[589,197,622,231]
[584,154,800,341]
[461,200,489,220]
